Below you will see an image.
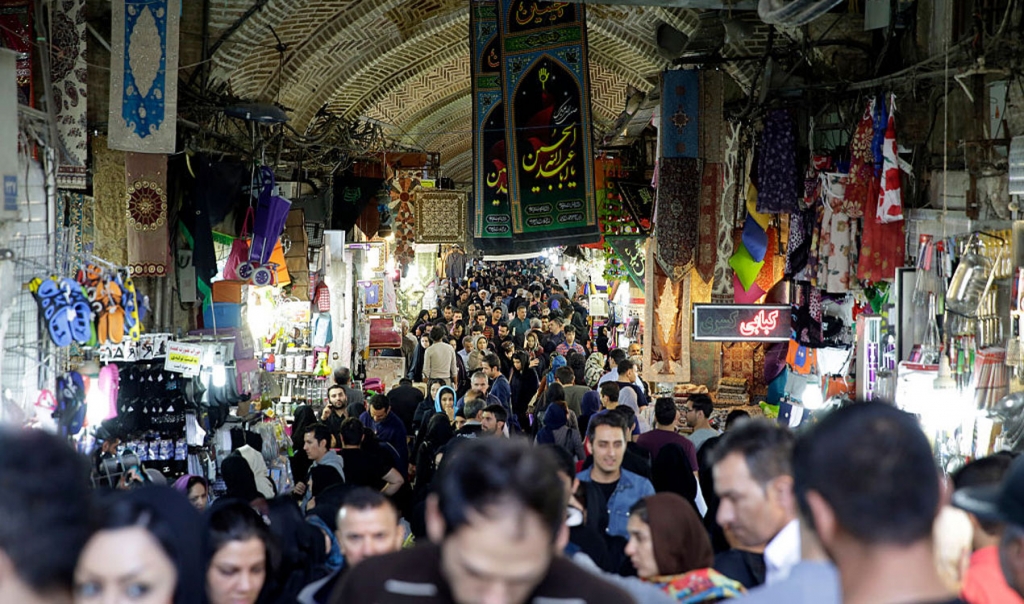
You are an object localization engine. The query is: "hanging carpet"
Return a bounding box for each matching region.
[124,152,168,277]
[416,190,467,244]
[51,0,88,189]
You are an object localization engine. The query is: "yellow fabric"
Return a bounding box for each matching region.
[745,182,770,230]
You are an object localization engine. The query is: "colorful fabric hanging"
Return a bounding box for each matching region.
[842,99,875,218]
[498,0,599,247]
[124,153,169,277]
[875,94,904,224]
[655,157,701,282]
[108,0,180,153]
[815,203,856,293]
[856,96,905,283]
[644,236,691,384]
[52,0,88,189]
[756,110,798,213]
[696,163,720,283]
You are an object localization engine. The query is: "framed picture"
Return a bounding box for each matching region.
[367,240,388,274]
[363,279,384,310]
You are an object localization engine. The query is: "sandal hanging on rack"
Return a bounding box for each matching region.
[33,278,74,347]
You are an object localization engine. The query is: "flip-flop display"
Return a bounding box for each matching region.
[30,277,94,347]
[30,264,149,348]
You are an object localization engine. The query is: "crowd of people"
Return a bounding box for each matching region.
[9,258,1024,604]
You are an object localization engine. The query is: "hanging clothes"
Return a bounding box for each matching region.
[756,109,798,214]
[816,202,857,294]
[875,94,904,224]
[856,96,905,283]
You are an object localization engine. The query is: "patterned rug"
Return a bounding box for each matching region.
[51,0,87,188]
[699,70,725,163]
[655,157,700,282]
[108,0,179,152]
[712,124,744,302]
[415,190,466,244]
[697,163,720,283]
[661,69,699,159]
[644,236,691,384]
[91,136,127,265]
[394,199,416,267]
[125,152,168,276]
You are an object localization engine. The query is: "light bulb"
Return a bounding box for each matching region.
[802,380,825,410]
[211,350,226,388]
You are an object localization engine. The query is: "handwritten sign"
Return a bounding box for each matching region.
[692,304,790,342]
[164,341,204,376]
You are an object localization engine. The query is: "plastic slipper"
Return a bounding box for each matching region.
[105,281,125,345]
[61,278,93,344]
[35,278,73,347]
[121,274,142,341]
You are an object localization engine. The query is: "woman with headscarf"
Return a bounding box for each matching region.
[523,329,548,375]
[536,398,585,463]
[413,379,446,437]
[579,389,602,435]
[510,350,540,432]
[262,495,329,603]
[220,451,266,512]
[408,333,431,382]
[172,474,210,511]
[289,404,318,491]
[74,487,205,604]
[412,392,457,500]
[625,493,745,602]
[585,352,606,389]
[596,325,612,356]
[652,444,698,511]
[204,499,272,604]
[467,335,489,372]
[411,310,431,334]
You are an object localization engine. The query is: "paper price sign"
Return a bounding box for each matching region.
[164,341,204,376]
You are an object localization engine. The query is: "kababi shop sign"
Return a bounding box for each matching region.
[692,305,791,342]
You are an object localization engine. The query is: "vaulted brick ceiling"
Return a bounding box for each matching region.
[207,0,771,182]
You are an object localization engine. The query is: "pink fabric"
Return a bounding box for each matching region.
[733,273,765,303]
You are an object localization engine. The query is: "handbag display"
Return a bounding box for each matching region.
[223,208,253,281]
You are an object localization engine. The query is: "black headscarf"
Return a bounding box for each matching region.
[309,465,344,498]
[652,443,698,509]
[93,487,206,604]
[291,405,317,451]
[221,451,261,503]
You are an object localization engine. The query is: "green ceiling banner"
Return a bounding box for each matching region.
[606,236,647,289]
[471,0,513,242]
[498,0,600,247]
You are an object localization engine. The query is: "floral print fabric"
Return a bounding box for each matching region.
[756,110,798,213]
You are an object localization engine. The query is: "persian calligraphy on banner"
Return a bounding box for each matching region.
[497,0,599,246]
[108,0,179,153]
[606,236,646,290]
[471,0,513,242]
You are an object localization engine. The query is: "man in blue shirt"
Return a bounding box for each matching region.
[360,394,408,477]
[482,353,520,433]
[577,412,654,540]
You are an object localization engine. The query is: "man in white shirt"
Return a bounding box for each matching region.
[709,419,799,587]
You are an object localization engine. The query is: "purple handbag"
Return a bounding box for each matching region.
[248,167,292,266]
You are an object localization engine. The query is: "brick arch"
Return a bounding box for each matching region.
[444,148,474,183]
[403,96,473,154]
[287,10,470,126]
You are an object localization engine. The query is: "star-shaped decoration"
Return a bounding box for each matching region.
[671,108,690,133]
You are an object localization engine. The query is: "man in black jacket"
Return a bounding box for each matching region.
[331,438,634,604]
[387,377,424,434]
